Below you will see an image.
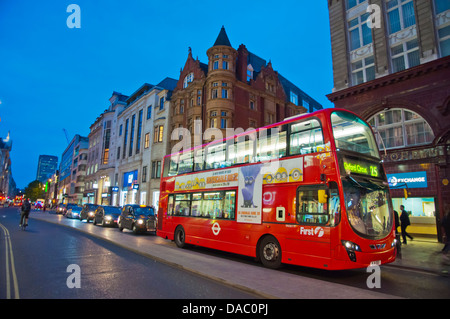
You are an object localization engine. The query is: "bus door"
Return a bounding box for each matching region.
[293,183,340,264]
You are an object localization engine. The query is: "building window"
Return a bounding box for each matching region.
[144,133,150,148]
[212,89,218,99]
[183,72,194,88]
[221,88,228,99]
[435,0,450,14]
[136,109,143,154]
[351,55,375,84]
[290,92,298,105]
[247,64,254,81]
[221,118,227,129]
[346,0,366,10]
[250,100,255,110]
[117,147,120,160]
[154,125,164,143]
[129,114,135,157]
[391,38,420,72]
[348,11,372,51]
[222,61,229,70]
[368,108,434,150]
[435,0,450,58]
[123,119,129,159]
[438,25,450,57]
[387,0,416,34]
[152,161,161,178]
[159,96,165,110]
[213,61,219,70]
[142,166,147,182]
[147,105,152,120]
[119,124,123,136]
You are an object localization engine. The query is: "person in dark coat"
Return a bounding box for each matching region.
[442,210,450,254]
[400,205,413,244]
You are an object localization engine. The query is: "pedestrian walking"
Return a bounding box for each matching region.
[442,209,450,254]
[400,205,413,244]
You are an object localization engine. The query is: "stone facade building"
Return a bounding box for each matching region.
[170,26,323,150]
[327,0,450,241]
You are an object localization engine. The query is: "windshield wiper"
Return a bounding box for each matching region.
[346,176,376,191]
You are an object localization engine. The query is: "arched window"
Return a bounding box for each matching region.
[367,108,434,150]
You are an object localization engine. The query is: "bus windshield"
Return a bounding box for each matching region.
[331,111,379,158]
[342,177,392,239]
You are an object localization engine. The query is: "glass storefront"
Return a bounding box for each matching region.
[392,197,437,237]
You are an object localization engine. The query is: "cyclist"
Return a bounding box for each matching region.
[19,198,31,228]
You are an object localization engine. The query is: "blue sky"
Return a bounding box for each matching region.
[0,0,333,189]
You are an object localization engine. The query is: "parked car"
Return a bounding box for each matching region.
[79,204,99,222]
[93,206,121,227]
[64,203,79,216]
[118,204,156,234]
[66,205,82,219]
[56,203,66,214]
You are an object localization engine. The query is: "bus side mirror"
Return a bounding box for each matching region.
[318,190,328,204]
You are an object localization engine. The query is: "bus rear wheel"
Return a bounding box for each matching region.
[259,236,282,269]
[174,225,186,248]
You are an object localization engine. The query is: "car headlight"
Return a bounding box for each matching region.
[105,216,112,221]
[89,212,94,216]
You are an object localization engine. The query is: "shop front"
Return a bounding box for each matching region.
[387,169,439,240]
[120,170,139,206]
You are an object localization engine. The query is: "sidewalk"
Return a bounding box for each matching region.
[388,236,450,275]
[28,210,449,298]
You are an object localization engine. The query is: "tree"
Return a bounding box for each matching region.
[24,180,45,202]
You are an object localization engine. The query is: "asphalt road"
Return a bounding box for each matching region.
[2,207,449,300]
[0,207,259,299]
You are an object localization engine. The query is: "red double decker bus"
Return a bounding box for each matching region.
[157,109,397,270]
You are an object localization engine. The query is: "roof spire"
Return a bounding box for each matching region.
[213,26,232,47]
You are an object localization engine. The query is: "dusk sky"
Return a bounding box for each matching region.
[0,1,333,189]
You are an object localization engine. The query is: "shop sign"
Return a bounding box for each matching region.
[387,171,427,189]
[123,170,138,188]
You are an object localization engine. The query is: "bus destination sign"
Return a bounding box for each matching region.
[342,158,380,178]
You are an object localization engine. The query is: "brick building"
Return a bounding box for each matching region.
[327,0,450,241]
[169,26,323,150]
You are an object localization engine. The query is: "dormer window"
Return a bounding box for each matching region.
[247,64,254,81]
[183,72,194,88]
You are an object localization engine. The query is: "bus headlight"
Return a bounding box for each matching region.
[342,240,360,262]
[137,219,144,225]
[392,239,397,248]
[341,240,361,252]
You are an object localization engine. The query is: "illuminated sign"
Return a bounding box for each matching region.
[387,171,427,189]
[342,159,380,178]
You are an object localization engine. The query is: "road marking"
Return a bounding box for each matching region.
[0,223,20,299]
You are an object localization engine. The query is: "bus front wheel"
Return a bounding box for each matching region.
[259,235,282,269]
[174,226,186,248]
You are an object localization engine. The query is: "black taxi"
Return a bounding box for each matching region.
[118,204,156,234]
